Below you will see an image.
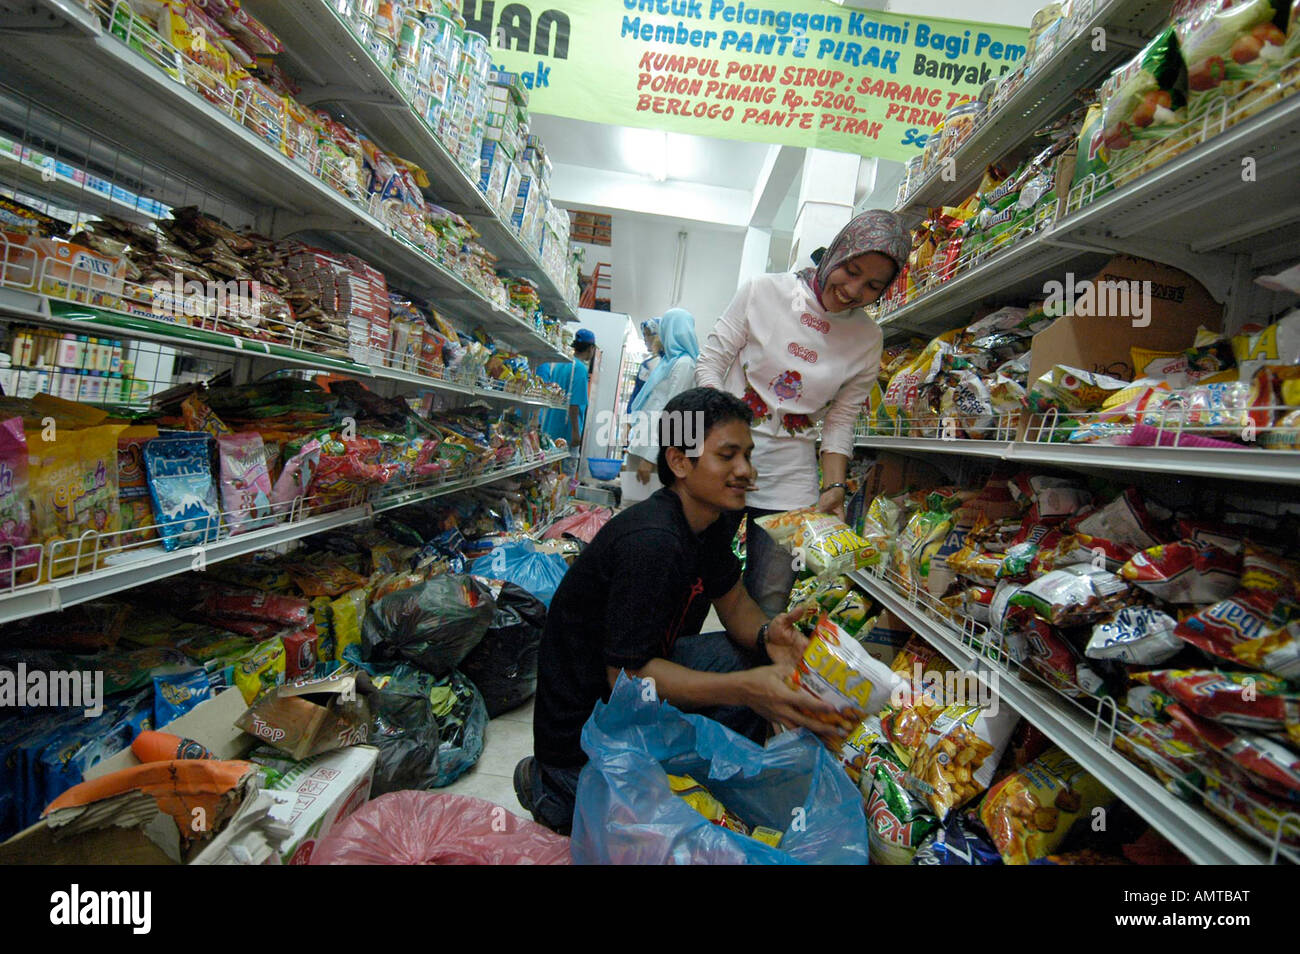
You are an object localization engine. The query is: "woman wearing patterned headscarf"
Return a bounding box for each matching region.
[696,209,910,615]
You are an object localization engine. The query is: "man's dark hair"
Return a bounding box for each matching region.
[656,387,753,487]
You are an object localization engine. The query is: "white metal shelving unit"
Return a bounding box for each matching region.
[0,288,567,411]
[239,0,577,322]
[0,449,567,625]
[848,566,1298,866]
[895,0,1171,227]
[864,0,1300,867]
[0,1,571,362]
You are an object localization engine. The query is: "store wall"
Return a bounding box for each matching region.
[575,215,746,334]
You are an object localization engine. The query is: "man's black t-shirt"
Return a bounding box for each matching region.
[534,488,743,768]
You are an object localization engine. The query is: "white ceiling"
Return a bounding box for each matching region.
[528,114,776,192]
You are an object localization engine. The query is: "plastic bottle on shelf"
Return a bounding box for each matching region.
[57,332,79,367]
[74,335,88,369]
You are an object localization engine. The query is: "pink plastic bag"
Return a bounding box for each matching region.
[541,505,612,544]
[309,792,571,865]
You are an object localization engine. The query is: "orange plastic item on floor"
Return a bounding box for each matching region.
[43,759,256,842]
[309,791,571,865]
[131,731,214,763]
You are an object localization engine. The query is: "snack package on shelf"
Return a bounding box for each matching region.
[1174,0,1290,128]
[979,747,1116,864]
[788,614,901,727]
[904,702,1020,820]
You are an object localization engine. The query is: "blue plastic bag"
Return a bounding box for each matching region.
[571,675,869,865]
[470,541,568,608]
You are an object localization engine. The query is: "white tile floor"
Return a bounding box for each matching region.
[447,606,727,816]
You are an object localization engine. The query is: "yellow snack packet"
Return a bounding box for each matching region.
[666,774,750,835]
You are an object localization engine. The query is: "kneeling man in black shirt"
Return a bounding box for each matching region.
[515,387,842,835]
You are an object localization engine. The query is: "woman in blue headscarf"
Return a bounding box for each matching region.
[625,308,700,485]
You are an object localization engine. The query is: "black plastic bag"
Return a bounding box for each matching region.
[359,673,442,796]
[460,582,546,718]
[361,573,494,676]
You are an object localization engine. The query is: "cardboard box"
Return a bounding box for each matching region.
[1019,255,1224,439]
[860,452,948,500]
[253,744,378,865]
[234,673,369,761]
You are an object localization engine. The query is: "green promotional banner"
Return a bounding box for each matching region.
[470,0,1029,161]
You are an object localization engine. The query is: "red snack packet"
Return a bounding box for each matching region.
[1167,705,1300,802]
[1132,669,1300,742]
[1173,590,1300,680]
[281,626,319,680]
[198,590,312,627]
[1119,541,1242,604]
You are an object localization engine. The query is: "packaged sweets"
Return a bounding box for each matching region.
[196,591,312,628]
[1086,606,1183,665]
[666,774,749,835]
[286,558,368,598]
[232,636,287,704]
[181,392,232,438]
[750,827,783,848]
[271,438,321,515]
[152,667,212,725]
[1131,669,1300,742]
[281,626,319,680]
[117,425,158,548]
[217,432,273,534]
[980,747,1116,865]
[789,614,900,723]
[142,432,219,552]
[904,701,1019,820]
[28,423,125,577]
[0,417,34,572]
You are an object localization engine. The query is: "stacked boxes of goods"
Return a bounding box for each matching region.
[481,70,529,218]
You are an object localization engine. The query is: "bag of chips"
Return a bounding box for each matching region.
[1132,669,1300,743]
[232,636,287,704]
[795,514,881,576]
[788,615,901,725]
[1173,589,1300,680]
[117,425,158,549]
[271,438,321,516]
[153,667,212,725]
[1008,565,1129,625]
[142,431,219,552]
[667,774,751,835]
[1168,705,1300,803]
[980,747,1116,865]
[905,701,1019,820]
[863,746,938,865]
[912,813,1002,865]
[1086,606,1182,665]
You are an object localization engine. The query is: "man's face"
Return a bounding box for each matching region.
[675,418,755,511]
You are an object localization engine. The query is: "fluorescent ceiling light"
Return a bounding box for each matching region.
[621,127,668,182]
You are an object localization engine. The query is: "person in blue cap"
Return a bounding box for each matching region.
[625,317,663,413]
[538,328,596,475]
